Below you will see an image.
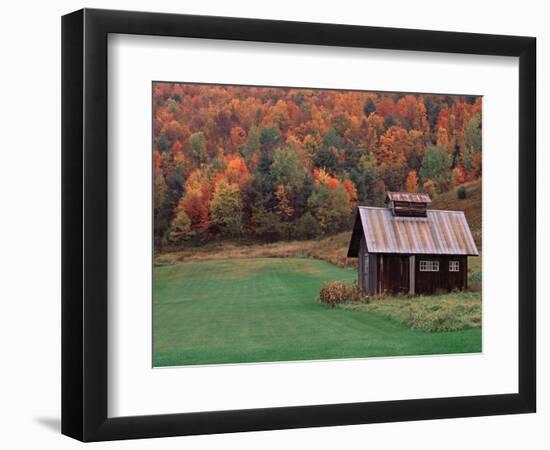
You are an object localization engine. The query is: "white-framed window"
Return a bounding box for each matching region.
[449,260,460,272]
[419,260,439,272]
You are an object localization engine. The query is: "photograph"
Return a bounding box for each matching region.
[0,0,542,446]
[152,82,482,367]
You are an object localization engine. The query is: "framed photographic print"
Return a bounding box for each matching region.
[62,8,536,442]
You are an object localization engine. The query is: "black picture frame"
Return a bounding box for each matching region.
[62,8,536,442]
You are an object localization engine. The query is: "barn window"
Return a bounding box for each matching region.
[419,260,439,272]
[449,260,460,272]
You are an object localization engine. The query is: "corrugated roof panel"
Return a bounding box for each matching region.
[358,207,478,255]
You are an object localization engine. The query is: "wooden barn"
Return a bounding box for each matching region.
[347,192,478,295]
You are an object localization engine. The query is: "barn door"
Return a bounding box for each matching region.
[388,255,409,293]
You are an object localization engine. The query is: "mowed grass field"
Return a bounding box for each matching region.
[154,257,481,367]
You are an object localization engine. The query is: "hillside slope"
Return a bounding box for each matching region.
[430,179,482,248]
[156,231,354,267]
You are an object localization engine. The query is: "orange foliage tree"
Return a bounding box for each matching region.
[405,171,418,193]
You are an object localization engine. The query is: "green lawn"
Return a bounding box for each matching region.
[153,257,481,367]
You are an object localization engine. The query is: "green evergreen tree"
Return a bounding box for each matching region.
[363,98,376,117]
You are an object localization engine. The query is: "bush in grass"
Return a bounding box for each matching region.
[457,185,467,199]
[318,281,368,307]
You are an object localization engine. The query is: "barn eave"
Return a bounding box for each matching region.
[347,206,479,257]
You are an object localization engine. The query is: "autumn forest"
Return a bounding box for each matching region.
[153,83,482,250]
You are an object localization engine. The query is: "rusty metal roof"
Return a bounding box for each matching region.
[386,191,432,203]
[347,206,478,256]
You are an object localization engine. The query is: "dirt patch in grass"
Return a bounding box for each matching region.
[338,292,481,332]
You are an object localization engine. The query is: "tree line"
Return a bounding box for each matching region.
[153,83,482,249]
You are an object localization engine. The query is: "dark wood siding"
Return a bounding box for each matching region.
[359,253,469,295]
[358,238,366,291]
[414,255,467,294]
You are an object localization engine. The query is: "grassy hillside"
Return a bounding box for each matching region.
[430,179,482,248]
[154,258,481,366]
